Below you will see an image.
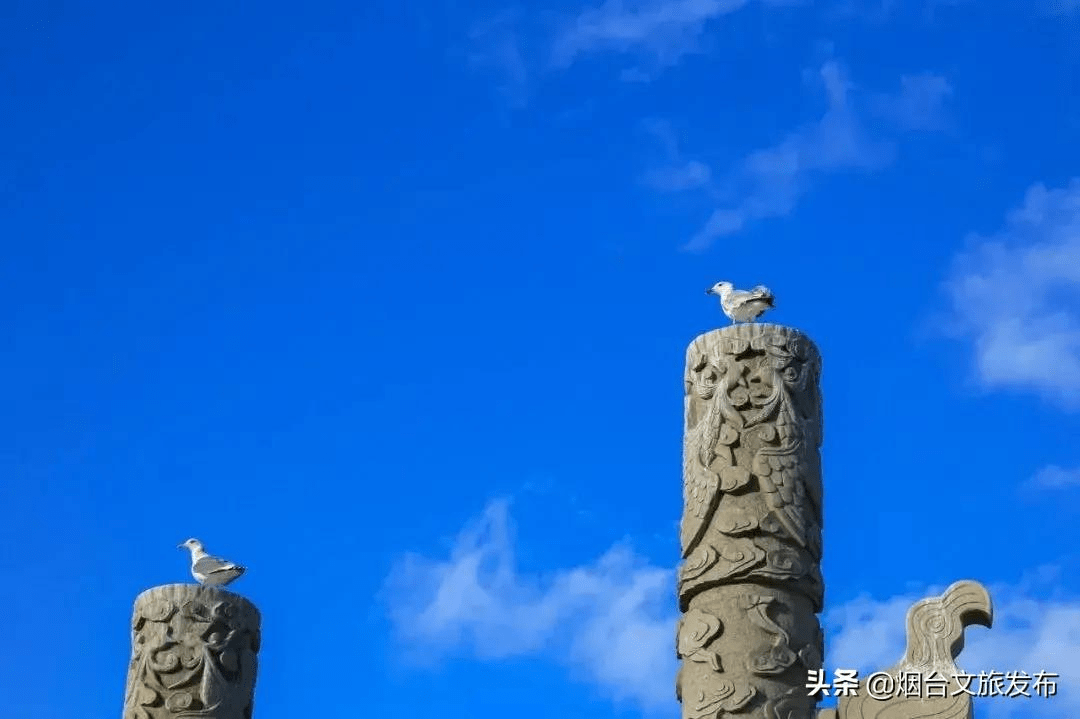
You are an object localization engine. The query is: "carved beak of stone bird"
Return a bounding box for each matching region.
[943,580,994,631]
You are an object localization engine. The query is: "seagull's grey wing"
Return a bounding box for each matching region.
[726,290,748,305]
[748,286,774,302]
[729,290,762,307]
[745,286,774,307]
[193,555,242,575]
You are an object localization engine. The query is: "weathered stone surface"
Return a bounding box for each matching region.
[678,323,824,719]
[832,580,993,719]
[122,583,261,719]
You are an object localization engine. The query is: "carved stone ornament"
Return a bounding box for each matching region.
[678,324,824,719]
[122,584,261,719]
[831,581,993,719]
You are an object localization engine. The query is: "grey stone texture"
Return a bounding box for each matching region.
[122,583,260,719]
[829,580,993,719]
[678,323,824,719]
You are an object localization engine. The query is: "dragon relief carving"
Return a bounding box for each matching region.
[740,594,823,677]
[680,329,823,599]
[741,594,799,675]
[677,608,726,671]
[124,594,260,719]
[764,687,819,719]
[684,683,758,719]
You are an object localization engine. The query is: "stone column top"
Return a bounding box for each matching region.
[695,322,811,337]
[133,583,259,609]
[124,583,261,718]
[687,323,820,362]
[131,584,260,633]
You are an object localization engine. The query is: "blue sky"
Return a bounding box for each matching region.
[2,1,1078,717]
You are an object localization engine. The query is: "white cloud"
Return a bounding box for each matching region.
[640,119,714,192]
[382,500,678,711]
[943,179,1080,407]
[644,160,713,192]
[473,0,801,99]
[682,61,895,249]
[1025,464,1080,490]
[638,65,952,249]
[468,12,531,107]
[550,0,753,69]
[385,502,1078,718]
[870,73,953,131]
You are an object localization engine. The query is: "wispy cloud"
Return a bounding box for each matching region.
[662,63,952,250]
[640,119,714,192]
[870,72,954,131]
[942,179,1080,407]
[469,0,803,99]
[1025,464,1080,490]
[550,0,755,69]
[644,159,713,192]
[685,62,891,248]
[513,0,978,82]
[385,502,1077,717]
[382,500,677,712]
[468,11,531,107]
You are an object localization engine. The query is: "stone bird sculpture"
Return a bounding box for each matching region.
[827,580,993,719]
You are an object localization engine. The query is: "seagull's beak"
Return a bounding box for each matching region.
[705,287,715,296]
[177,543,185,549]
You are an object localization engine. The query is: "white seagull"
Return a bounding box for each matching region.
[179,538,246,587]
[706,281,775,323]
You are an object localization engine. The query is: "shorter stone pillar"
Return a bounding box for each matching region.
[122,584,261,719]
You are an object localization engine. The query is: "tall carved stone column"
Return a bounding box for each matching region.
[678,323,824,719]
[122,584,261,719]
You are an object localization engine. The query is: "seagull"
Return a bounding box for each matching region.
[178,538,246,587]
[706,281,775,324]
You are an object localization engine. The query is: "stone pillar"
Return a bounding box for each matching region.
[677,323,824,719]
[122,584,261,719]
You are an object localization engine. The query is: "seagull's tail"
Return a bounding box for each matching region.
[751,285,775,305]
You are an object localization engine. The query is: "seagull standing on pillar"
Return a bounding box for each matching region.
[179,538,246,587]
[706,281,775,324]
